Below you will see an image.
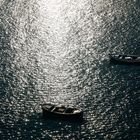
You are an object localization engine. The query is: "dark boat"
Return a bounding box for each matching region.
[109,54,140,65]
[41,103,83,122]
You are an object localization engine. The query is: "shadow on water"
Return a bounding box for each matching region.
[1,112,86,140]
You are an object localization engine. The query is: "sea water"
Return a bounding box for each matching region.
[0,0,140,139]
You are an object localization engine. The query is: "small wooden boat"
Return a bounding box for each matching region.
[41,103,83,122]
[109,54,140,65]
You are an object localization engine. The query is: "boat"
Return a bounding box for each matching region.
[109,54,140,65]
[41,103,83,122]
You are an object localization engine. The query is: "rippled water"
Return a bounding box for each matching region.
[0,0,140,139]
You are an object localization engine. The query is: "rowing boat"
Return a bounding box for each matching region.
[41,103,83,122]
[109,54,140,65]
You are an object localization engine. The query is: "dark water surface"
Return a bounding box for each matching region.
[0,0,140,139]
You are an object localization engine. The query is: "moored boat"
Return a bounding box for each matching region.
[41,103,83,122]
[109,54,140,65]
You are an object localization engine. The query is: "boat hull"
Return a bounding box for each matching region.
[42,109,83,121]
[41,104,83,122]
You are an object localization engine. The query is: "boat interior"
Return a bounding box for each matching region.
[53,106,76,114]
[44,104,80,114]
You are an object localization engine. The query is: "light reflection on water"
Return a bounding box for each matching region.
[0,0,140,139]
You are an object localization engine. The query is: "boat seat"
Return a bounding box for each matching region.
[73,110,81,113]
[57,108,65,112]
[125,57,132,60]
[53,107,65,112]
[49,106,55,111]
[136,57,140,59]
